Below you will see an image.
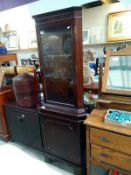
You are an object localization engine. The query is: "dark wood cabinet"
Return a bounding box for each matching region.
[39,108,85,165]
[4,103,43,152]
[33,7,86,175]
[39,105,86,175]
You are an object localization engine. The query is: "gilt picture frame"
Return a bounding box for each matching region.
[107,10,131,42]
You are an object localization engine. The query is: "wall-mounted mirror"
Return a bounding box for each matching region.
[102,46,131,96]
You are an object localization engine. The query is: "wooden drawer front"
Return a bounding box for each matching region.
[90,128,131,155]
[91,144,131,172]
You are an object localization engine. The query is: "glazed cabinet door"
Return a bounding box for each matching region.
[33,7,84,108]
[38,24,75,105]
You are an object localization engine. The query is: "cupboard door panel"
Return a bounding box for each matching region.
[40,115,82,165]
[5,105,43,151]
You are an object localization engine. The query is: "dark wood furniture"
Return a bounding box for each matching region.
[0,54,17,141]
[0,87,14,141]
[4,102,43,152]
[84,109,131,175]
[33,7,86,175]
[84,46,131,175]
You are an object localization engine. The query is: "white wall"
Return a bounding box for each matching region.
[82,2,131,57]
[83,2,131,43]
[0,5,35,34]
[0,5,38,65]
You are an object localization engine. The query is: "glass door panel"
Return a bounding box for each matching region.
[40,25,75,105]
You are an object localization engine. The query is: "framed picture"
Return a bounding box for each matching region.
[107,10,131,42]
[3,31,18,50]
[83,29,90,45]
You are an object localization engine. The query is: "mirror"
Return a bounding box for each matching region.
[102,46,131,96]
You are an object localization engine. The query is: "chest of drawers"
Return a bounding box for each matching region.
[84,109,131,175]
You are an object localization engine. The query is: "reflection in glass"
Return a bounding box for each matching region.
[107,56,131,90]
[40,25,74,105]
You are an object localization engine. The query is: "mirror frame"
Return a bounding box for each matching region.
[102,46,131,96]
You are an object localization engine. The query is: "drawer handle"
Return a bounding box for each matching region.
[99,137,110,142]
[101,153,109,158]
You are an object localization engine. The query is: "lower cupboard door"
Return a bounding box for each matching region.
[40,116,82,165]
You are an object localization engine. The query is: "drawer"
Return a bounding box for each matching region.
[90,128,131,155]
[91,144,131,172]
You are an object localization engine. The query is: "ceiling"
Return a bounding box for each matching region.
[0,0,38,12]
[0,0,120,13]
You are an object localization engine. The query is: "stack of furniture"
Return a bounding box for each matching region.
[4,65,43,151]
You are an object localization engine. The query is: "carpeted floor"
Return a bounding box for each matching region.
[0,141,108,175]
